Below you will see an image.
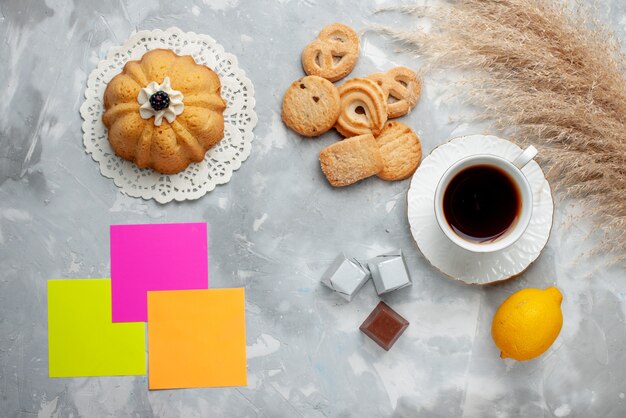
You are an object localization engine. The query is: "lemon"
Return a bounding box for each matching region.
[491,287,563,361]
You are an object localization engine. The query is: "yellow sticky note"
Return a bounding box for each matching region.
[48,279,146,377]
[147,288,247,389]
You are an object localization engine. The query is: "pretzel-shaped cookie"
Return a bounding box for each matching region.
[368,67,421,118]
[335,78,388,137]
[302,23,359,82]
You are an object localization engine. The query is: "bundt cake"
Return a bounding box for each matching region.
[102,49,227,174]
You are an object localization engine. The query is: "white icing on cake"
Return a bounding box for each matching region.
[137,77,184,126]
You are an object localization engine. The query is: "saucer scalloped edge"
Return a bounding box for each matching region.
[407,135,554,285]
[80,27,258,204]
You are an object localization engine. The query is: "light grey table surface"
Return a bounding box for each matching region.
[1,0,625,417]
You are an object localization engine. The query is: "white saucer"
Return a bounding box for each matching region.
[407,135,554,285]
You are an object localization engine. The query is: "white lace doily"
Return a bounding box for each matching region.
[80,27,257,203]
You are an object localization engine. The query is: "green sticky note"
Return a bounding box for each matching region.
[48,279,146,377]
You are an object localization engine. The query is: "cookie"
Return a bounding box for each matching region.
[335,77,388,138]
[282,76,341,137]
[301,23,360,82]
[320,133,383,187]
[375,121,422,181]
[368,67,421,118]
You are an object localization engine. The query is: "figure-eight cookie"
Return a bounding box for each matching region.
[302,23,359,82]
[368,67,421,118]
[282,76,340,137]
[335,78,388,137]
[375,121,422,181]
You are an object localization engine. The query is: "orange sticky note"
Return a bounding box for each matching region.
[147,288,247,389]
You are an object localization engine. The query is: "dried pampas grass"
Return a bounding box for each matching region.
[378,0,626,261]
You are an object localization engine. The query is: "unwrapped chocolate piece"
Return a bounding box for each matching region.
[320,253,371,301]
[360,301,409,351]
[367,250,412,295]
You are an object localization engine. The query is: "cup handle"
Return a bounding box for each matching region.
[512,145,538,169]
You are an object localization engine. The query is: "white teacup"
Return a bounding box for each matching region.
[434,146,538,253]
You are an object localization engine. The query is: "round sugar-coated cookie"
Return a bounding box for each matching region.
[375,121,422,181]
[282,76,341,137]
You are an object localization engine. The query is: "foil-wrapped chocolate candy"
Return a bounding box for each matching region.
[320,253,371,301]
[367,250,412,295]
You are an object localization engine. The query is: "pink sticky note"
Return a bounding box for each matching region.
[111,223,208,322]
